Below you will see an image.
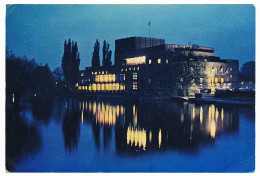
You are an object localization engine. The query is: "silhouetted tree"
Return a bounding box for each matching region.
[6,50,37,105]
[173,61,206,96]
[32,64,55,95]
[240,61,255,82]
[61,39,80,89]
[92,39,100,67]
[102,40,112,66]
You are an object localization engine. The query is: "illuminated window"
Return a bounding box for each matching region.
[221,78,224,83]
[204,59,207,62]
[133,73,138,80]
[92,72,93,75]
[133,82,137,90]
[125,56,146,65]
[133,67,135,71]
[149,60,152,64]
[102,71,104,74]
[230,68,232,71]
[81,73,84,76]
[125,68,127,71]
[230,75,232,78]
[106,71,108,74]
[215,78,218,83]
[85,86,88,90]
[199,78,203,83]
[158,59,161,64]
[78,86,82,90]
[98,71,101,74]
[95,72,97,75]
[121,68,123,72]
[166,60,168,64]
[129,67,131,71]
[76,83,79,87]
[137,67,139,70]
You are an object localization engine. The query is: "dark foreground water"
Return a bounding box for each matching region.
[6,96,255,172]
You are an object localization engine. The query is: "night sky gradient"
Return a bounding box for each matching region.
[6,4,255,70]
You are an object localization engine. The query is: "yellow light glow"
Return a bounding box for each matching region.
[166,60,168,64]
[125,56,146,65]
[158,59,161,64]
[210,120,216,138]
[126,126,147,149]
[221,78,224,84]
[158,128,162,148]
[78,86,82,90]
[200,106,203,124]
[149,60,152,64]
[215,78,218,83]
[149,131,152,143]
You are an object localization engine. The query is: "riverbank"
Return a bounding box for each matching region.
[172,96,255,106]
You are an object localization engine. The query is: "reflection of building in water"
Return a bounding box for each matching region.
[80,100,125,126]
[115,101,239,154]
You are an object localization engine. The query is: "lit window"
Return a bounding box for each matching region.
[121,68,123,72]
[81,73,84,76]
[158,59,161,64]
[129,67,131,71]
[125,68,127,71]
[149,60,152,64]
[166,60,168,64]
[199,78,203,83]
[92,72,93,75]
[133,82,137,90]
[230,68,232,71]
[221,78,224,83]
[133,73,138,80]
[95,72,97,75]
[76,83,79,87]
[102,71,104,74]
[106,71,108,74]
[204,59,207,62]
[215,78,218,83]
[137,67,139,70]
[98,71,101,74]
[125,56,146,65]
[133,67,135,71]
[230,75,232,78]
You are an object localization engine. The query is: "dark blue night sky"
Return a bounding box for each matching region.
[6,4,255,70]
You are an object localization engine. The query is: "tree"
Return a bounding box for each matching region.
[240,61,255,82]
[6,50,37,104]
[61,39,80,89]
[102,40,112,66]
[173,60,206,96]
[92,39,100,67]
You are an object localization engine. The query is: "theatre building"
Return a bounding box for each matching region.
[77,37,239,96]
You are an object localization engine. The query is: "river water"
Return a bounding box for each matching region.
[6,96,255,172]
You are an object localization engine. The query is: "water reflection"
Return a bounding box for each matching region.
[62,98,81,153]
[65,99,239,154]
[32,96,53,125]
[6,107,42,171]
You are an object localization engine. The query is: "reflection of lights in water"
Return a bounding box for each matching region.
[181,114,184,123]
[216,108,219,121]
[210,120,216,138]
[116,105,119,116]
[12,94,15,103]
[208,106,211,120]
[127,126,146,149]
[81,110,84,124]
[221,108,224,121]
[200,106,203,124]
[149,131,152,143]
[192,107,195,120]
[158,128,162,148]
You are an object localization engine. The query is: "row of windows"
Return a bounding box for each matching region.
[92,71,108,75]
[78,83,125,91]
[148,59,168,64]
[121,67,140,72]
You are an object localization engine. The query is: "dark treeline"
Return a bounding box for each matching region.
[239,61,255,82]
[6,49,65,105]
